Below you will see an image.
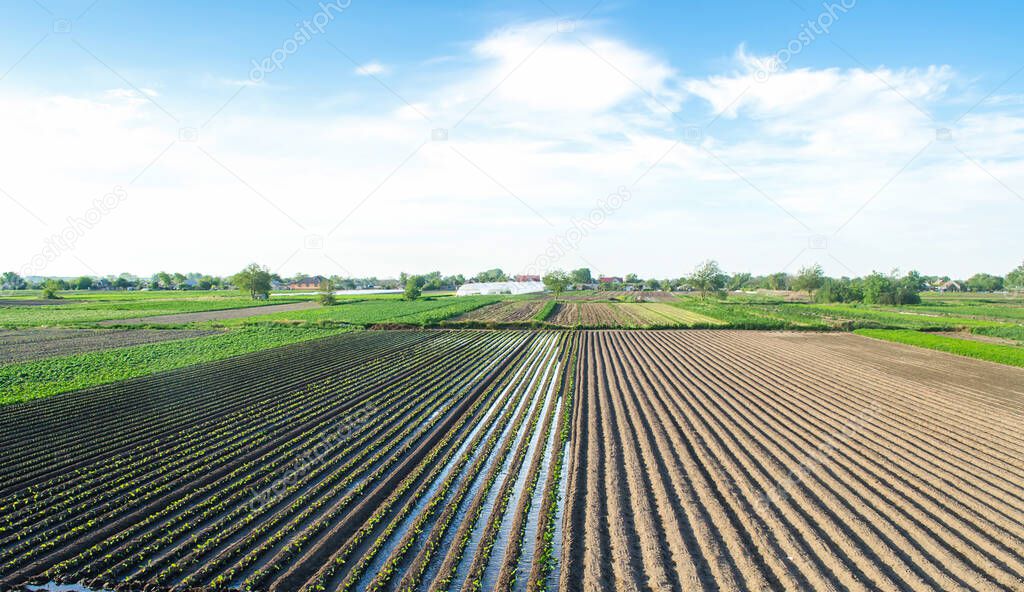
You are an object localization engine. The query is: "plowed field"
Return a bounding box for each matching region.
[563,330,1024,591]
[453,300,545,323]
[3,329,1022,591]
[0,330,576,592]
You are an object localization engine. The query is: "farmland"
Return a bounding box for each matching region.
[544,302,725,328]
[1,321,1023,591]
[0,330,577,591]
[451,300,547,324]
[0,292,311,328]
[2,328,1023,591]
[563,330,1024,591]
[0,328,218,364]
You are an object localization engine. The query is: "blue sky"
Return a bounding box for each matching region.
[2,0,1022,279]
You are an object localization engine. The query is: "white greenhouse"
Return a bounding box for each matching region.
[456,281,546,296]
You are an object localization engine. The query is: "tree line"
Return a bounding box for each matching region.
[4,260,1021,302]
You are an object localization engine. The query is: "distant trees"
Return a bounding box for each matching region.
[404,276,422,300]
[690,260,727,299]
[1006,262,1024,293]
[1,272,26,291]
[473,268,507,283]
[570,268,593,284]
[792,264,825,295]
[966,273,1004,293]
[318,278,336,306]
[232,264,272,300]
[543,270,571,297]
[814,277,862,303]
[766,272,790,291]
[74,276,93,290]
[862,270,923,305]
[728,273,752,291]
[41,279,62,300]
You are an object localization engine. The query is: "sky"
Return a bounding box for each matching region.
[1,0,1022,280]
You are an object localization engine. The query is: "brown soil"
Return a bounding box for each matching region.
[454,300,544,323]
[563,330,1024,591]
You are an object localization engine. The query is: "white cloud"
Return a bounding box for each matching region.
[354,61,388,76]
[1,24,1022,279]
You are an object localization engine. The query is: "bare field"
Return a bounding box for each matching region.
[453,300,545,323]
[562,330,1024,592]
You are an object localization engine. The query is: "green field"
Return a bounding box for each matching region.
[221,295,500,327]
[0,292,310,328]
[855,329,1024,368]
[0,325,351,405]
[2,288,1021,403]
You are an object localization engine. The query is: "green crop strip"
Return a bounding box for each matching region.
[0,325,351,405]
[854,329,1024,368]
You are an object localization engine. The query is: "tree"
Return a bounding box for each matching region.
[690,260,726,299]
[1,272,27,290]
[404,276,421,300]
[422,271,443,291]
[156,271,172,290]
[728,272,752,291]
[472,268,507,283]
[318,278,336,305]
[966,273,1004,293]
[543,270,570,297]
[862,270,922,305]
[766,272,789,291]
[74,276,93,290]
[792,264,824,295]
[570,268,592,285]
[231,264,272,300]
[1006,262,1024,293]
[41,279,62,300]
[814,277,862,303]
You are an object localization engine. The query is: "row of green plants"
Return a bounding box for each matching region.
[172,334,519,590]
[531,333,579,591]
[855,330,1024,368]
[0,295,308,328]
[0,332,419,491]
[8,334,435,582]
[461,341,563,592]
[396,340,549,591]
[0,325,352,404]
[355,342,544,591]
[316,339,541,591]
[227,334,525,591]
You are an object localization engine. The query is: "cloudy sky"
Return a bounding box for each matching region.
[1,0,1022,279]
